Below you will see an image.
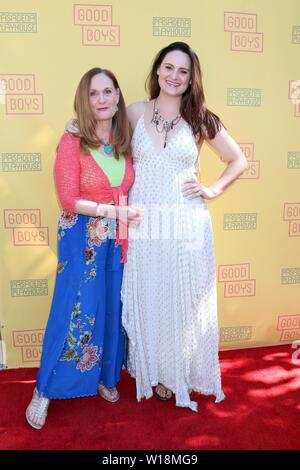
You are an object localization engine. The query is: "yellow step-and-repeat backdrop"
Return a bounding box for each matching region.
[0,0,299,369]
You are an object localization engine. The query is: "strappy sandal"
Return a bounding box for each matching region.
[154,383,173,401]
[98,384,120,403]
[25,388,50,430]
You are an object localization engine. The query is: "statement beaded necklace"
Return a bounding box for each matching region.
[151,99,181,148]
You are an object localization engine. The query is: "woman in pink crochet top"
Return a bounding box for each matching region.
[25,67,143,430]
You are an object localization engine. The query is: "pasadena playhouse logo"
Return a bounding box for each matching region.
[224,11,263,52]
[283,202,300,237]
[223,213,257,231]
[152,17,191,37]
[0,73,44,114]
[288,80,300,117]
[12,329,44,363]
[0,12,37,33]
[0,338,7,370]
[73,4,120,46]
[220,326,252,343]
[218,263,256,298]
[4,209,49,246]
[277,314,300,342]
[238,142,260,179]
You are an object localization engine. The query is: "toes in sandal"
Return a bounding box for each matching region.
[98,384,120,403]
[25,388,50,430]
[154,383,173,401]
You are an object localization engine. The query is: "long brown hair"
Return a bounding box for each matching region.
[74,67,131,159]
[146,42,223,141]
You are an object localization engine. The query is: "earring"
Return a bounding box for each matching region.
[115,105,119,112]
[189,80,192,85]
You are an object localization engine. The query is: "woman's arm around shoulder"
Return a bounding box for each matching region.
[182,124,248,200]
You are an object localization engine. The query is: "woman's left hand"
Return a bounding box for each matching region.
[182,179,218,200]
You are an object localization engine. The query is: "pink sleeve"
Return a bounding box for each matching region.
[54,133,82,212]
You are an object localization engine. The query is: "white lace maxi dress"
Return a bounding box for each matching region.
[121,115,225,411]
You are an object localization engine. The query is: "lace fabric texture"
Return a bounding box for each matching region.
[121,115,225,412]
[54,133,134,262]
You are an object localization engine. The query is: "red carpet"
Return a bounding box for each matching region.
[0,344,299,450]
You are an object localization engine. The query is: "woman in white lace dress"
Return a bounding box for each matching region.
[121,42,248,411]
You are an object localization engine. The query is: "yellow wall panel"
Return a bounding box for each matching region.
[1,0,299,368]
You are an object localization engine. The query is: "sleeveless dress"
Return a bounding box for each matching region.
[121,114,225,411]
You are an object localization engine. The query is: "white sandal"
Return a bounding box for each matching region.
[25,388,50,430]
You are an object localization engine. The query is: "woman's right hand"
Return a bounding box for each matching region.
[118,206,144,226]
[65,118,79,134]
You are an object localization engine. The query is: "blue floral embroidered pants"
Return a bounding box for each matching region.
[36,212,125,399]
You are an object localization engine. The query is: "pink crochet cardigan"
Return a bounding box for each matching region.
[54,133,135,262]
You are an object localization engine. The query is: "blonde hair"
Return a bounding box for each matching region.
[146,42,223,141]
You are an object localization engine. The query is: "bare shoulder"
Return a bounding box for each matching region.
[58,131,78,148]
[127,101,148,129]
[127,101,147,116]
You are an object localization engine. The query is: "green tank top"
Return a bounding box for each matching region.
[89,147,126,187]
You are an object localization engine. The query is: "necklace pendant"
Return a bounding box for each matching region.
[104,143,113,155]
[151,99,181,149]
